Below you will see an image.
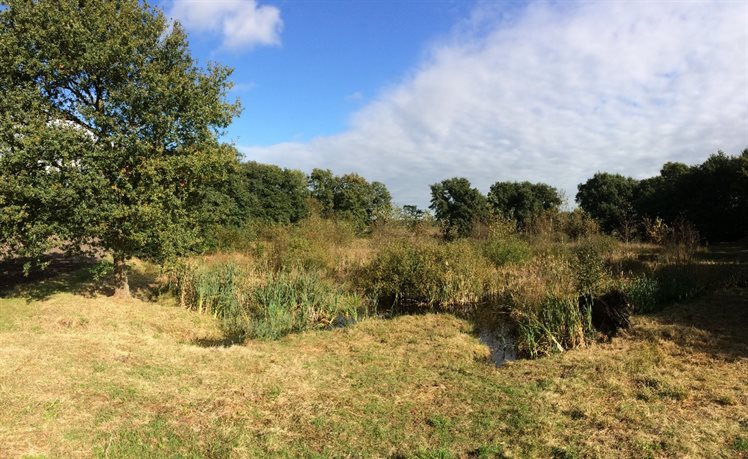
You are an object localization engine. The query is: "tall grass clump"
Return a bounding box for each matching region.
[482,237,532,267]
[223,271,368,340]
[480,220,532,268]
[359,239,493,311]
[622,275,659,313]
[166,256,369,341]
[498,256,594,357]
[572,235,617,296]
[166,257,257,320]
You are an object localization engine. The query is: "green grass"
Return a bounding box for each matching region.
[1,248,747,457]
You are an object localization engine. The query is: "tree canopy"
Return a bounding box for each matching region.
[0,0,240,295]
[487,181,562,228]
[308,168,392,231]
[575,173,639,234]
[429,177,488,239]
[635,151,748,242]
[239,162,309,224]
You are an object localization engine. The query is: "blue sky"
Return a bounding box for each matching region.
[164,0,748,208]
[164,0,480,146]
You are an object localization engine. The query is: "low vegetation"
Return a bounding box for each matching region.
[0,258,746,457]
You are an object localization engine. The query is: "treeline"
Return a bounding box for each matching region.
[577,150,748,242]
[197,159,394,244]
[211,149,746,245]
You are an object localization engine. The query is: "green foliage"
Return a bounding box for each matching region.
[623,276,659,313]
[223,271,367,340]
[514,295,593,359]
[308,169,392,231]
[360,239,491,310]
[240,161,309,224]
[636,151,748,242]
[572,236,616,296]
[88,260,114,283]
[558,209,600,241]
[0,0,240,287]
[429,177,489,239]
[482,238,532,267]
[167,258,368,341]
[487,181,562,229]
[576,173,639,234]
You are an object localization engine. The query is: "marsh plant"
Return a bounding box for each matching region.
[166,256,369,340]
[359,239,494,311]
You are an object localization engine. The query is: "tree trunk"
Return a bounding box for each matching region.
[113,253,130,298]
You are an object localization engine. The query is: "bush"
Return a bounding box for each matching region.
[623,276,659,313]
[497,255,592,357]
[560,209,599,241]
[222,271,368,340]
[165,256,368,341]
[482,237,532,267]
[571,236,617,296]
[359,239,492,311]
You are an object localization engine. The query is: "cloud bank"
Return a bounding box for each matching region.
[242,1,748,207]
[169,0,282,50]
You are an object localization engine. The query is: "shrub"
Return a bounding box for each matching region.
[560,209,599,241]
[482,237,532,267]
[165,256,368,341]
[359,239,492,311]
[623,276,659,313]
[571,235,617,296]
[498,256,592,357]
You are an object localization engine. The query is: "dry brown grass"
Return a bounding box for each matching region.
[0,261,746,457]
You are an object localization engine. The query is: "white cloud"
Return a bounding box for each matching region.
[242,1,748,207]
[169,0,282,50]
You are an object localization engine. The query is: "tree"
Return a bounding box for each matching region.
[308,169,392,230]
[0,0,240,296]
[487,181,562,229]
[633,151,748,242]
[429,177,488,239]
[308,168,336,217]
[576,173,639,234]
[239,162,309,224]
[686,151,748,241]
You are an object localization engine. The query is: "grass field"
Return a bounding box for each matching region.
[0,262,747,458]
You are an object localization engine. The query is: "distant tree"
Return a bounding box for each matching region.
[680,151,748,242]
[190,146,250,231]
[487,181,562,229]
[401,205,425,221]
[308,169,392,230]
[0,0,240,296]
[308,168,337,217]
[635,162,691,224]
[633,151,748,242]
[240,162,309,224]
[429,178,488,239]
[576,173,639,234]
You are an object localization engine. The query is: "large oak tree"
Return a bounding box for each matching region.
[0,0,240,296]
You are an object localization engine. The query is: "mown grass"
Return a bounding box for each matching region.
[0,255,746,457]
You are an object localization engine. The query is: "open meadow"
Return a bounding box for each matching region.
[1,237,746,458]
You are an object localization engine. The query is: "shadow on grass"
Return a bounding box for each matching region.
[696,243,748,264]
[0,254,158,302]
[642,287,748,361]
